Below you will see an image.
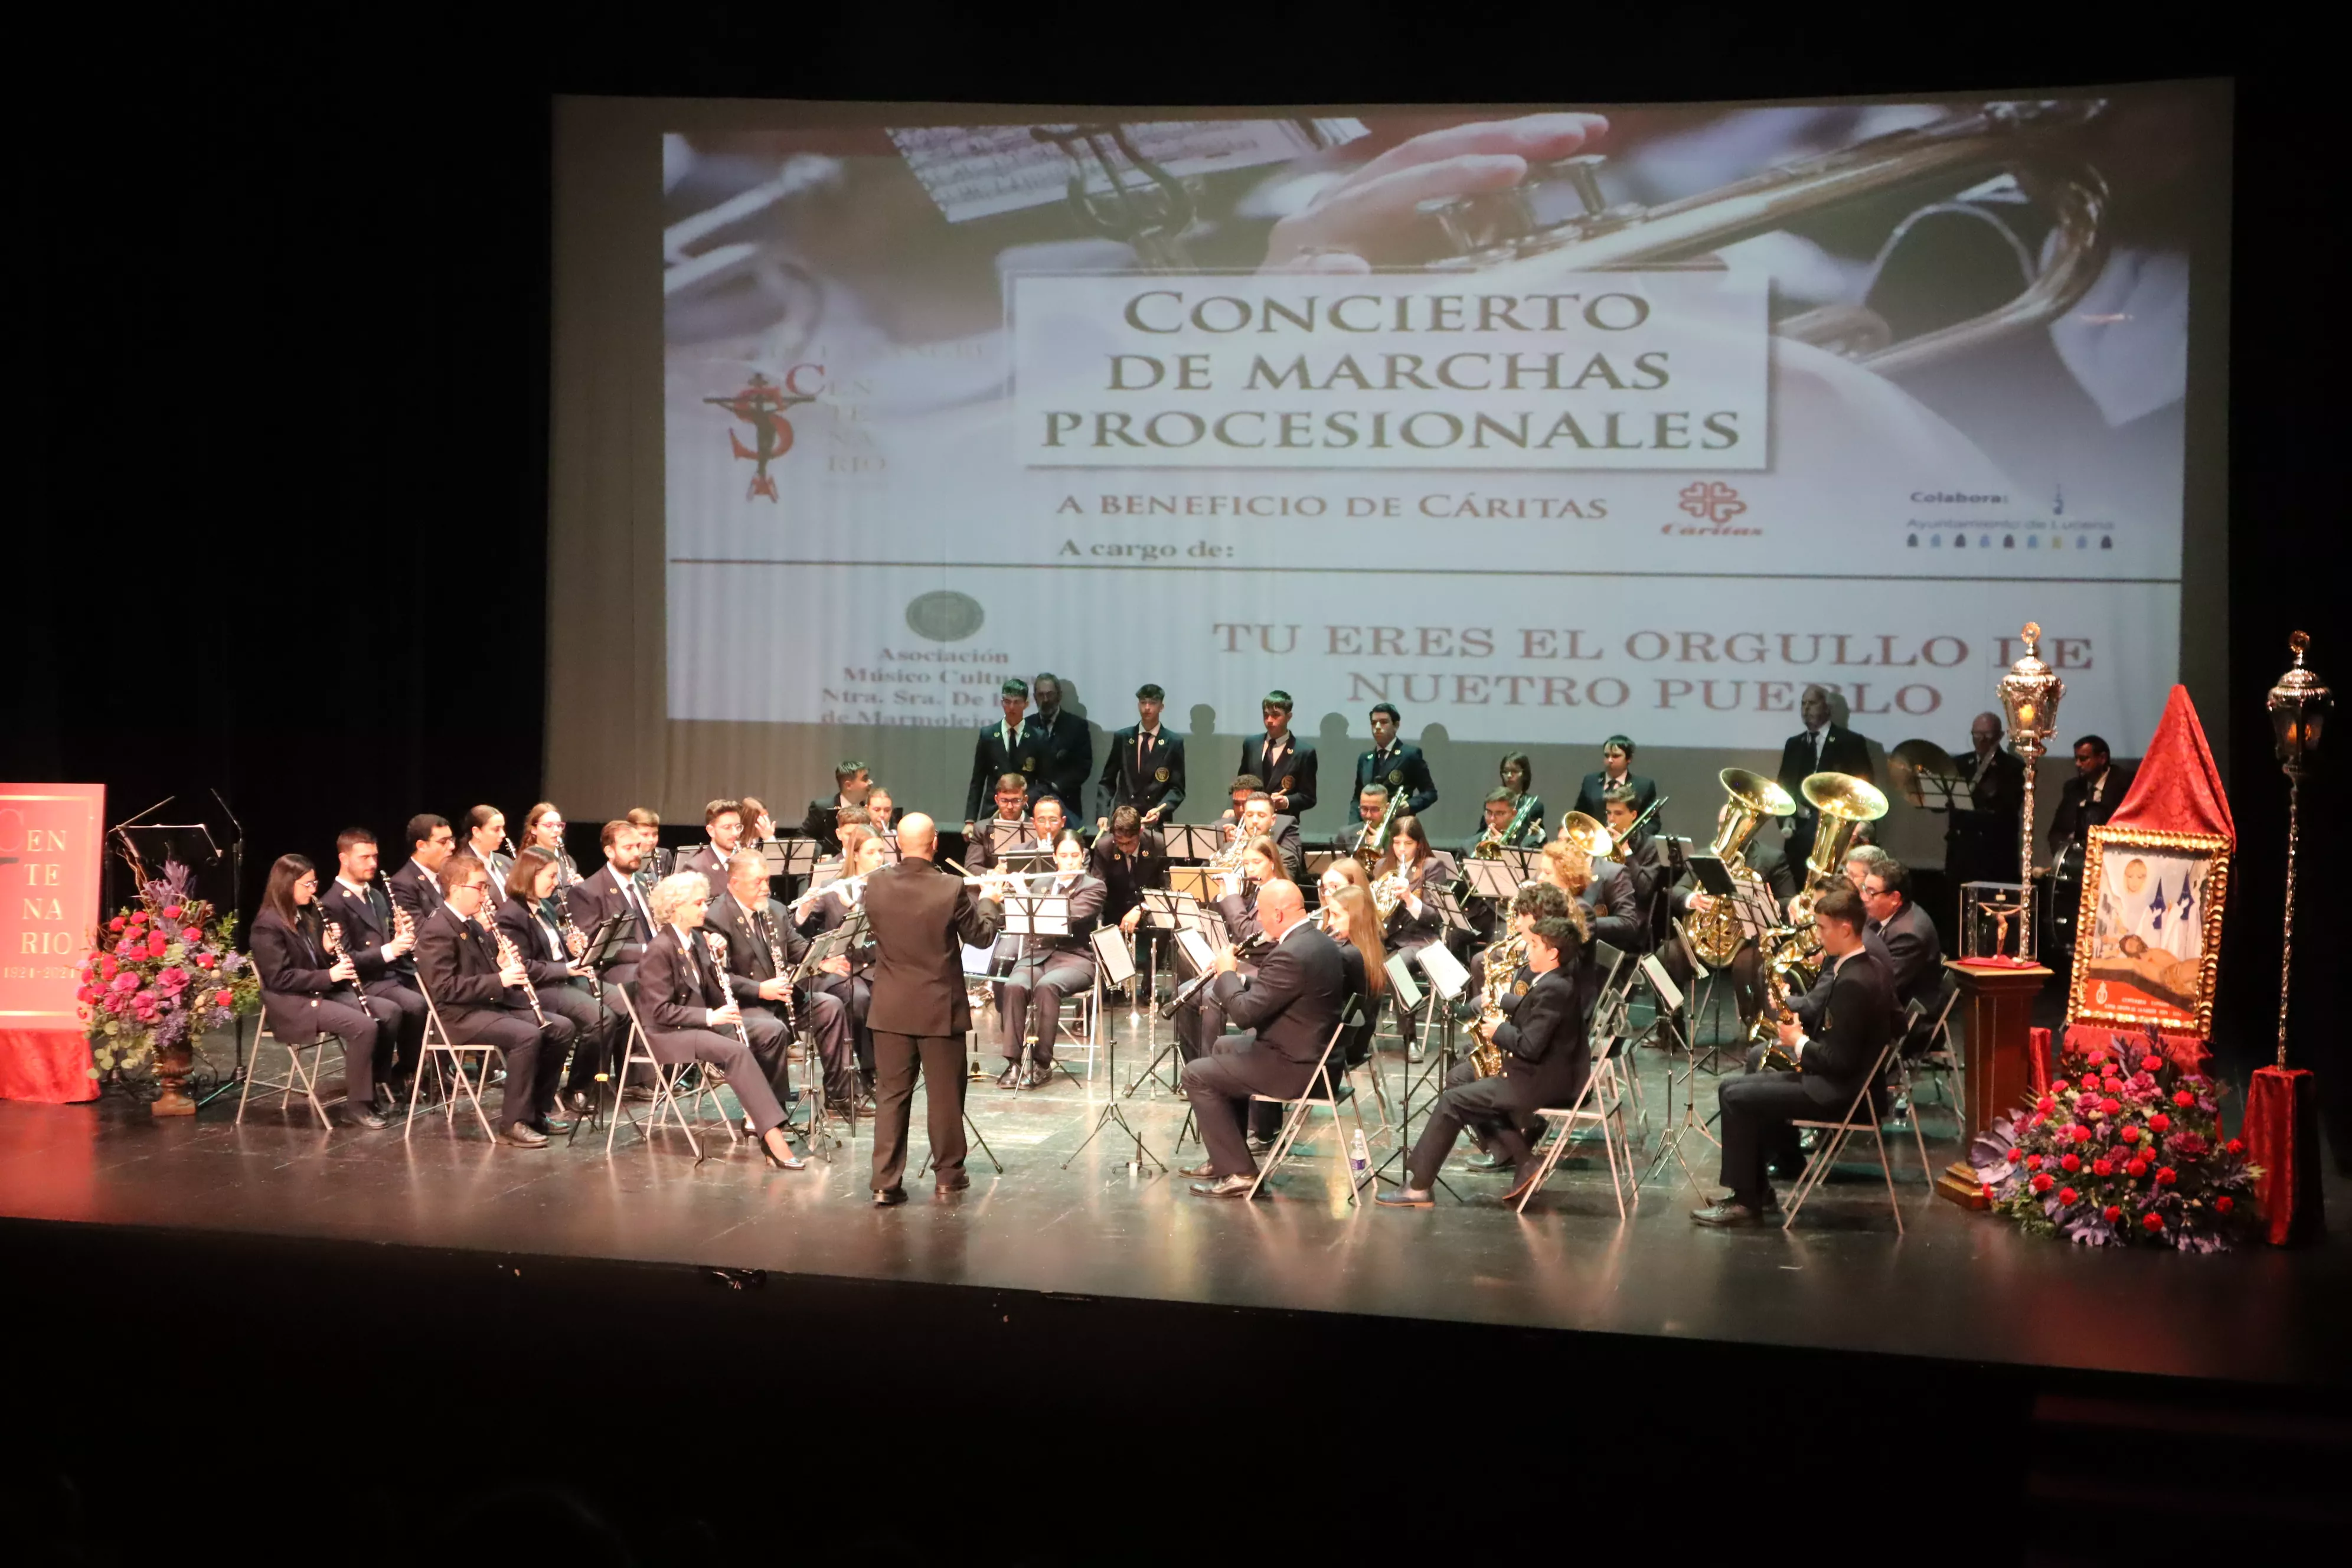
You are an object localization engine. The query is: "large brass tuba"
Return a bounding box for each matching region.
[1800,773,1892,887]
[1686,768,1796,967]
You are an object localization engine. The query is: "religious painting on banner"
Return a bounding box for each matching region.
[2069,827,2229,1036]
[0,783,105,1103]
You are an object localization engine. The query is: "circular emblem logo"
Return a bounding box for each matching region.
[1387,769,1403,786]
[1020,757,1037,772]
[1280,775,1296,790]
[904,590,984,643]
[1154,767,1170,783]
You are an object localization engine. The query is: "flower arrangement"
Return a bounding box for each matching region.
[76,860,259,1082]
[1969,1023,2262,1251]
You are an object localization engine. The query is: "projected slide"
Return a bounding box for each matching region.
[648,94,2210,774]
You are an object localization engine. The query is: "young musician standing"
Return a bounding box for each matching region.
[1354,702,1438,816]
[1097,682,1185,826]
[1239,690,1317,817]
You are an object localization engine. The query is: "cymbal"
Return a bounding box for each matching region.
[1888,739,1964,808]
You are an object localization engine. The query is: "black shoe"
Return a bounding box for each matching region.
[1465,1151,1512,1172]
[371,1084,396,1116]
[1190,1174,1255,1198]
[1022,1064,1055,1090]
[995,1063,1021,1089]
[873,1187,907,1207]
[1500,1167,1541,1206]
[1690,1200,1763,1227]
[762,1135,808,1171]
[566,1089,592,1115]
[341,1104,388,1131]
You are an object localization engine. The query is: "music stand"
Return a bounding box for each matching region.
[1302,850,1340,878]
[1461,860,1521,901]
[1161,824,1226,862]
[1371,949,1466,1197]
[1064,925,1164,1175]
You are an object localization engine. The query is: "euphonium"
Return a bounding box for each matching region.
[1783,773,1891,948]
[1555,811,1614,859]
[1687,768,1796,967]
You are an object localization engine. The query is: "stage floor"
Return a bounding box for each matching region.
[4,1007,2347,1391]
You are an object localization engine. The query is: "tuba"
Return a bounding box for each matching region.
[1687,768,1795,966]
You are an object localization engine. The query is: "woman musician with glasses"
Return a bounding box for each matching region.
[252,854,394,1130]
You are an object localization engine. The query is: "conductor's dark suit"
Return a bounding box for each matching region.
[1097,725,1185,821]
[1182,922,1348,1179]
[861,855,1004,1194]
[1405,962,1585,1188]
[1776,723,1877,867]
[413,903,573,1132]
[1716,946,1894,1204]
[1239,733,1317,816]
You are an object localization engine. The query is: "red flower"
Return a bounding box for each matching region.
[2071,1125,2092,1143]
[214,988,234,1008]
[2149,1113,2171,1133]
[2156,1166,2177,1186]
[2025,1154,2043,1171]
[2031,1172,2054,1194]
[108,916,126,933]
[2104,1205,2123,1223]
[126,910,147,926]
[2226,1138,2245,1156]
[2103,1077,2123,1094]
[2092,1159,2113,1177]
[2173,1090,2194,1109]
[2126,1158,2149,1178]
[2101,1097,2122,1115]
[2060,1153,2080,1174]
[2216,1196,2234,1215]
[2036,1095,2056,1115]
[98,955,117,979]
[162,904,182,919]
[2142,1213,2165,1232]
[1980,1183,1995,1201]
[195,953,216,969]
[2004,1148,2023,1164]
[2142,1054,2164,1072]
[2059,1187,2078,1206]
[181,926,202,943]
[75,985,96,1004]
[146,934,168,958]
[2119,1125,2141,1144]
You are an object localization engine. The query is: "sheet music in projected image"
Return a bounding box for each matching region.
[888,119,1368,223]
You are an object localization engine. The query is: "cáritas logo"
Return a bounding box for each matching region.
[704,367,822,501]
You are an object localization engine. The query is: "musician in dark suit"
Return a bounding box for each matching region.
[1353,702,1438,816]
[1379,916,1586,1207]
[1174,836,1286,1066]
[413,853,576,1148]
[625,807,674,880]
[709,850,855,1107]
[675,798,747,897]
[1027,671,1093,812]
[494,845,623,1113]
[1775,687,1879,868]
[1374,816,1457,1050]
[1091,806,1167,1002]
[321,828,426,1099]
[565,821,656,992]
[1239,690,1317,816]
[462,806,515,912]
[1097,682,1185,825]
[1696,886,1895,1224]
[963,678,1046,828]
[967,792,1068,876]
[1178,880,1348,1198]
[992,832,1105,1087]
[1466,788,1547,860]
[1571,734,1658,822]
[963,773,1037,873]
[638,871,806,1170]
[2048,734,2134,857]
[804,759,876,854]
[1498,752,1546,836]
[388,813,455,927]
[1857,857,1942,1017]
[793,825,887,1099]
[1221,789,1304,883]
[1946,711,2026,884]
[861,814,1005,1204]
[251,854,393,1129]
[1321,782,1391,854]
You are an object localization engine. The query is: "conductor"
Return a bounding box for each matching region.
[860,813,1005,1205]
[1178,879,1348,1198]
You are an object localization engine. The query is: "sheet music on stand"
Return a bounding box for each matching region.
[999,891,1072,939]
[1429,886,1478,939]
[1728,874,1782,942]
[1461,860,1525,901]
[1302,851,1340,877]
[1090,925,1136,987]
[1161,824,1226,861]
[793,908,871,985]
[763,839,822,880]
[1417,941,1472,1003]
[580,914,633,970]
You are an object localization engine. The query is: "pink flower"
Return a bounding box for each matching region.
[99,956,117,979]
[162,904,182,919]
[156,966,189,993]
[111,972,138,993]
[181,926,202,943]
[146,933,168,958]
[109,916,126,933]
[104,992,128,1015]
[2049,1077,2070,1093]
[75,985,97,1004]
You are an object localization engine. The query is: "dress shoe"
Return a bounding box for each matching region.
[872,1186,907,1207]
[342,1105,389,1131]
[935,1174,971,1194]
[995,1062,1022,1089]
[761,1137,808,1171]
[1022,1064,1054,1090]
[504,1122,549,1149]
[372,1084,397,1116]
[1500,1167,1542,1206]
[1690,1200,1763,1227]
[1179,1161,1218,1180]
[1374,1187,1433,1208]
[537,1113,576,1135]
[1465,1151,1512,1171]
[1190,1173,1255,1198]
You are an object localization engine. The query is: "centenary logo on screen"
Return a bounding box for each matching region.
[905,591,985,643]
[703,370,820,501]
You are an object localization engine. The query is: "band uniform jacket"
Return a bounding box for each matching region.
[1088,830,1167,920]
[388,858,445,926]
[565,863,650,974]
[475,849,514,907]
[1028,707,1093,811]
[705,888,809,1004]
[1381,852,1458,947]
[861,857,1004,1038]
[250,909,359,1041]
[1489,965,1586,1109]
[1228,815,1305,882]
[1239,733,1318,816]
[1461,816,1546,860]
[1206,923,1347,1067]
[1016,872,1105,961]
[2048,764,2135,857]
[1776,723,1877,803]
[636,924,732,1034]
[321,877,411,980]
[1788,946,1896,1107]
[802,797,905,854]
[1866,900,1943,1013]
[796,883,874,978]
[1572,771,1658,822]
[965,716,1047,823]
[493,895,577,986]
[676,842,735,897]
[414,903,531,1020]
[1098,724,1185,821]
[1353,741,1438,816]
[1582,859,1644,953]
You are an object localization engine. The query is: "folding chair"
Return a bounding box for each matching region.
[235,1021,345,1131]
[1782,1040,1906,1235]
[603,986,741,1158]
[406,982,504,1142]
[1246,997,1370,1203]
[1515,1032,1638,1219]
[1904,975,1964,1125]
[1879,998,1935,1184]
[1343,1001,1396,1147]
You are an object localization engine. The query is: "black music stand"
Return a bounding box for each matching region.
[1064,924,1164,1175]
[1161,824,1225,862]
[788,911,870,1148]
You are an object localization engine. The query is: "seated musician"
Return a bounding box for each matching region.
[626,806,672,878]
[1178,879,1349,1198]
[1373,815,1457,1052]
[804,759,873,855]
[795,824,886,1101]
[253,854,393,1129]
[993,831,1105,1088]
[1226,788,1304,882]
[1325,782,1391,854]
[565,820,655,991]
[710,850,857,1109]
[1695,886,1894,1226]
[863,787,901,858]
[639,871,808,1170]
[388,813,455,927]
[493,845,622,1115]
[1378,914,1586,1208]
[1318,882,1387,1070]
[321,828,426,1102]
[517,803,577,884]
[965,772,1035,871]
[1092,805,1167,1001]
[1466,787,1544,860]
[1858,857,1943,1048]
[1319,856,1372,903]
[1174,834,1288,1064]
[413,852,576,1148]
[1498,752,1544,833]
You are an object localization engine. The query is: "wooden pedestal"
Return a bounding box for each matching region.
[1933,960,2052,1208]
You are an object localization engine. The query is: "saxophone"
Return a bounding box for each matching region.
[1466,930,1525,1078]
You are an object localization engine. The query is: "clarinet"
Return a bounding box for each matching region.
[485,907,548,1026]
[552,880,600,1001]
[704,930,756,1052]
[757,902,801,1041]
[320,914,382,1021]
